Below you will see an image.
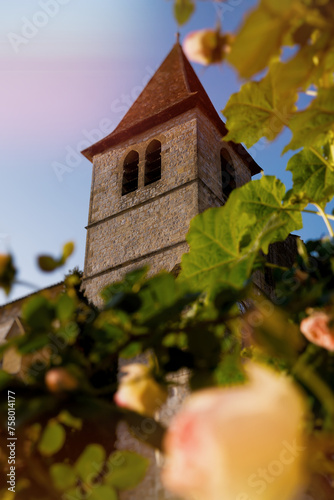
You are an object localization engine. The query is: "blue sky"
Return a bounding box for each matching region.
[0,0,330,305]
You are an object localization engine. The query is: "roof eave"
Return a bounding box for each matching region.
[81,93,261,176]
[81,94,198,162]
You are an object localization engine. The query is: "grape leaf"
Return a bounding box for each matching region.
[228,0,298,78]
[287,148,334,208]
[179,176,302,292]
[223,63,297,148]
[284,88,334,152]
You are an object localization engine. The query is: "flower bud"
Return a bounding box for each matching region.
[45,367,78,393]
[114,364,167,417]
[183,29,233,65]
[300,311,334,351]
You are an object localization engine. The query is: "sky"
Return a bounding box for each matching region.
[0,0,330,305]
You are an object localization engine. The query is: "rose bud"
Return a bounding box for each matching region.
[183,28,233,66]
[300,311,334,351]
[45,367,78,393]
[114,364,168,417]
[162,363,307,500]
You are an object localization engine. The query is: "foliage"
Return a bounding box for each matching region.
[38,242,75,273]
[1,0,334,498]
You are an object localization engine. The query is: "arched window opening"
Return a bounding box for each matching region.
[220,148,236,199]
[122,150,139,196]
[145,140,161,186]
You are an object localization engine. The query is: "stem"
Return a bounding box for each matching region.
[313,203,334,238]
[15,280,40,291]
[264,262,289,272]
[284,207,334,221]
[310,146,334,172]
[302,209,334,220]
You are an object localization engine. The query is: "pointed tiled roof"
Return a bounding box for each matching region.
[81,43,261,175]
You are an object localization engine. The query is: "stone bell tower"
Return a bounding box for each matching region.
[81,41,261,304]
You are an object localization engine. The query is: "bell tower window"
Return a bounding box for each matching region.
[220,148,236,199]
[145,140,161,186]
[122,150,139,196]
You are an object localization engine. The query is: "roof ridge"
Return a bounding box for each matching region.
[177,42,191,93]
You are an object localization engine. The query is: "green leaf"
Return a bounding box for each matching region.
[57,410,82,430]
[62,241,75,261]
[0,254,16,295]
[179,176,302,293]
[120,341,142,359]
[287,148,334,207]
[174,0,195,26]
[38,241,75,272]
[38,422,66,457]
[22,295,54,330]
[17,334,50,354]
[75,444,106,480]
[56,293,77,322]
[284,88,334,152]
[105,451,149,491]
[38,255,59,272]
[101,267,148,304]
[50,464,77,491]
[228,0,298,78]
[90,486,118,500]
[188,329,221,369]
[215,353,246,387]
[223,62,297,148]
[0,370,12,389]
[137,272,195,326]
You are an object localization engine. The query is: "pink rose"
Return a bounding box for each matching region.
[183,29,233,66]
[300,311,334,351]
[114,364,168,417]
[162,364,307,500]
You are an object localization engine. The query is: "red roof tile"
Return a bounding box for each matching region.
[81,43,261,175]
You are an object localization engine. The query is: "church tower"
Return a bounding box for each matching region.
[81,41,261,304]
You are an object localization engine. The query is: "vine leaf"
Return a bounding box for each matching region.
[227,0,299,78]
[223,63,297,148]
[179,176,302,292]
[287,147,334,208]
[284,88,334,152]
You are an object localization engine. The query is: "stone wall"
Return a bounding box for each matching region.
[84,242,189,307]
[83,110,200,303]
[85,183,198,277]
[83,108,255,305]
[197,110,252,206]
